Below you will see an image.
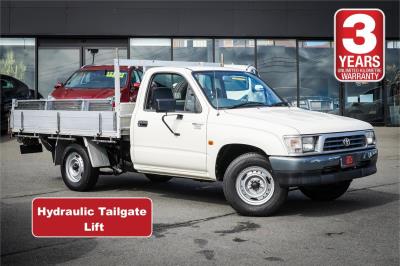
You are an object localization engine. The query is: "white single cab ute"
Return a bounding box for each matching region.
[10,59,378,216]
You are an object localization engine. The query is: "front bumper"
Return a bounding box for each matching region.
[270,148,378,187]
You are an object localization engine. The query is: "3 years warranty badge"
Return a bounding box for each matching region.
[334,9,385,82]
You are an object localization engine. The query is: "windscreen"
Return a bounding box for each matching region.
[65,70,128,89]
[193,71,286,109]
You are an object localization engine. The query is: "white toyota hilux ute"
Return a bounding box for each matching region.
[9,60,378,216]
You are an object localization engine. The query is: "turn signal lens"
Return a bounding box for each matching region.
[284,137,302,154]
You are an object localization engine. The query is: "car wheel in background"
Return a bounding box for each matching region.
[299,180,352,201]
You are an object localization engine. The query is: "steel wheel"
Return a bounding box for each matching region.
[65,152,85,183]
[235,166,275,206]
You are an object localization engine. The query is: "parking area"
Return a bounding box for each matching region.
[1,127,399,265]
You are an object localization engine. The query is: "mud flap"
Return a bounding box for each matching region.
[20,144,43,154]
[83,137,110,168]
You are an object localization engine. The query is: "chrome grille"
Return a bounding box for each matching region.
[323,134,366,151]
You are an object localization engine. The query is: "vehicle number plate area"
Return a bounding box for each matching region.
[341,155,356,168]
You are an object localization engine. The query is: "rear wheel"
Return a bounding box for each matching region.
[223,153,288,216]
[145,174,173,183]
[299,180,352,201]
[61,144,99,191]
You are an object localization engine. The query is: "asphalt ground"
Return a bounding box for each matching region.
[1,127,399,265]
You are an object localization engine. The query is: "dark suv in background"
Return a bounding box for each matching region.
[1,75,39,134]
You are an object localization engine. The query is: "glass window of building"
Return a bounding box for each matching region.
[385,41,400,126]
[130,38,171,61]
[298,41,340,114]
[0,38,36,91]
[172,39,213,62]
[343,81,383,123]
[38,48,80,97]
[84,48,127,65]
[256,39,297,102]
[215,39,255,65]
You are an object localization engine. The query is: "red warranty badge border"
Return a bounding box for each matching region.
[334,8,386,82]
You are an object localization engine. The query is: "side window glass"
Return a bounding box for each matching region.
[145,73,175,110]
[144,73,201,113]
[1,79,15,90]
[184,86,201,113]
[172,77,188,111]
[131,70,141,83]
[137,70,143,80]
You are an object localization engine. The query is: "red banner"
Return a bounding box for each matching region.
[335,9,385,82]
[32,198,152,237]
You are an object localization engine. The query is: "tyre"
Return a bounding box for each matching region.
[223,153,288,216]
[145,174,173,183]
[61,143,99,191]
[299,180,351,201]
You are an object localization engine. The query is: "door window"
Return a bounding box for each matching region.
[145,73,201,113]
[131,70,142,83]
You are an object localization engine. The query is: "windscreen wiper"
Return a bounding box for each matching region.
[228,102,268,109]
[268,102,289,107]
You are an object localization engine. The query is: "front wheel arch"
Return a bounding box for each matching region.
[215,144,269,181]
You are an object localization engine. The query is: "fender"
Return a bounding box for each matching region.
[206,123,288,180]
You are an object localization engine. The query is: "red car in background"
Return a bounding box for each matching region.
[48,65,143,102]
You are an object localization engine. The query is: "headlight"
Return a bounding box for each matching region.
[284,136,317,154]
[302,136,316,152]
[47,95,55,100]
[365,131,376,145]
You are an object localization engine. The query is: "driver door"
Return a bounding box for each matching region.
[132,72,208,178]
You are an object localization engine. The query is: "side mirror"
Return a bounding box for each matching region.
[54,82,63,89]
[132,82,140,90]
[253,84,264,91]
[156,99,176,113]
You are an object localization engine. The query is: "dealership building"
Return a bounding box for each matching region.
[1,1,399,126]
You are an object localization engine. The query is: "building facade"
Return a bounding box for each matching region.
[1,1,399,125]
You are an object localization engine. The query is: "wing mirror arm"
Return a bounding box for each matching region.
[54,82,63,89]
[161,113,183,136]
[132,82,140,90]
[155,98,183,136]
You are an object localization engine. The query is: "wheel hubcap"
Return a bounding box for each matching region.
[235,166,275,206]
[65,152,84,183]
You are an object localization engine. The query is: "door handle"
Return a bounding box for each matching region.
[192,122,204,129]
[138,120,148,127]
